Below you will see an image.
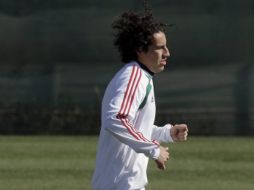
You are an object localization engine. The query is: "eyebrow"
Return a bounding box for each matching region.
[154,44,167,49]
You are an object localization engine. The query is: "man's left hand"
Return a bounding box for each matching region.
[170,124,188,142]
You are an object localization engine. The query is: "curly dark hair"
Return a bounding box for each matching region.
[112,11,166,63]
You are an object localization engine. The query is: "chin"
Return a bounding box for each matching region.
[155,66,165,73]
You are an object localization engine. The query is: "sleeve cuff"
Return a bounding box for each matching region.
[149,147,160,160]
[165,124,174,143]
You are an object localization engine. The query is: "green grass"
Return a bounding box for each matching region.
[148,137,254,190]
[0,136,254,190]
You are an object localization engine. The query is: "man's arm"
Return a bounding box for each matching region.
[151,124,188,143]
[152,124,188,170]
[151,124,174,143]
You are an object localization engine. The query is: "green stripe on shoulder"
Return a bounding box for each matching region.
[139,78,152,110]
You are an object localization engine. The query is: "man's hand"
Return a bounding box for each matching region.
[155,146,169,170]
[170,124,188,142]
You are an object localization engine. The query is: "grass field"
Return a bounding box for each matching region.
[0,136,254,190]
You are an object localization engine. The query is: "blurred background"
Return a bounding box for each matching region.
[0,0,253,136]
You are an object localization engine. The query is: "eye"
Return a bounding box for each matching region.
[154,45,165,50]
[161,45,168,50]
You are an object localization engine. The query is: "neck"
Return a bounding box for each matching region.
[136,60,154,76]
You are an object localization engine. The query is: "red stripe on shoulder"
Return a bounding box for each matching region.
[125,68,142,115]
[119,66,141,116]
[118,66,136,116]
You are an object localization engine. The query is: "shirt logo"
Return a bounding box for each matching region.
[151,96,155,103]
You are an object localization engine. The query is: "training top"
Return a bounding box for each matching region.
[92,61,174,190]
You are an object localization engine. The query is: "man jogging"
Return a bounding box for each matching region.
[92,10,188,190]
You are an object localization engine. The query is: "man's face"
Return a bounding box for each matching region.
[137,31,170,74]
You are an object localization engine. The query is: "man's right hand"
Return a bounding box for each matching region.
[155,146,169,170]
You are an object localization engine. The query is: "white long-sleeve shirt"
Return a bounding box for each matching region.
[92,61,173,190]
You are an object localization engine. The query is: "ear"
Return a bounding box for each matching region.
[136,48,144,59]
[136,51,144,62]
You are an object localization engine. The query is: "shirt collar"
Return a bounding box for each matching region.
[136,60,154,77]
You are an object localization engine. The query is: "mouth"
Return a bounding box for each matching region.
[160,59,167,66]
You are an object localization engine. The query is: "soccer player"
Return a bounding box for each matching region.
[92,11,188,190]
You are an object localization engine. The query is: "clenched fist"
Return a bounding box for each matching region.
[170,124,188,142]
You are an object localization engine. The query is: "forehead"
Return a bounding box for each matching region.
[152,31,167,46]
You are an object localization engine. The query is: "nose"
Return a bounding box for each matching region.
[164,46,170,57]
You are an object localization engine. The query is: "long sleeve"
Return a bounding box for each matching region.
[151,124,174,143]
[102,64,160,159]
